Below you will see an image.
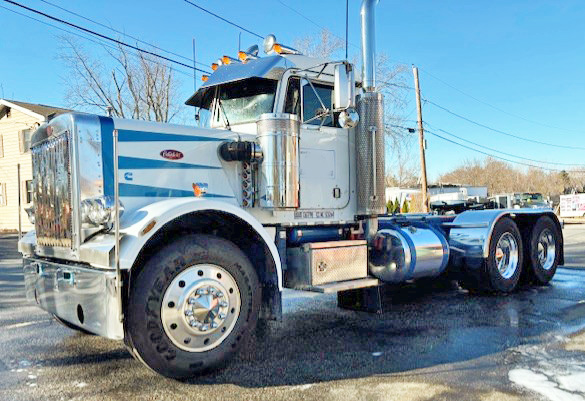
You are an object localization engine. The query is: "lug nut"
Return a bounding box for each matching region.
[219,301,228,307]
[211,322,219,329]
[188,297,197,304]
[200,325,209,332]
[218,313,226,320]
[189,320,200,327]
[185,309,193,316]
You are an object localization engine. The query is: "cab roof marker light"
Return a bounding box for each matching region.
[221,55,240,65]
[211,63,219,71]
[272,43,301,55]
[201,75,209,82]
[238,51,259,62]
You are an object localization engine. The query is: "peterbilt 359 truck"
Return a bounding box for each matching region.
[18,0,563,379]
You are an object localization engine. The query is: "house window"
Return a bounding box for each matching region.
[25,180,33,204]
[19,128,33,153]
[0,183,6,206]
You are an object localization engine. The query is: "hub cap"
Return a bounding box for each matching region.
[537,229,556,270]
[495,232,519,279]
[161,264,241,352]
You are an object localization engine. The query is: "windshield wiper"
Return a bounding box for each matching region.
[217,98,231,130]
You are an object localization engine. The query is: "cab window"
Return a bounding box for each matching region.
[302,82,335,127]
[283,77,337,127]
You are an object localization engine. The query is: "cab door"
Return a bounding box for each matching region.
[283,76,350,210]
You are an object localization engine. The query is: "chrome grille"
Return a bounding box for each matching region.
[32,132,73,248]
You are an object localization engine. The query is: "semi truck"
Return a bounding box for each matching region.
[18,0,563,379]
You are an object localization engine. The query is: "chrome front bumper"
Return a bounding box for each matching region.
[23,258,124,340]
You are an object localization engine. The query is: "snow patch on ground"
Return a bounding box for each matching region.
[509,369,584,401]
[508,340,585,401]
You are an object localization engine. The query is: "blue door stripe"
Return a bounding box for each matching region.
[118,130,224,142]
[118,156,221,170]
[98,116,115,197]
[119,183,235,199]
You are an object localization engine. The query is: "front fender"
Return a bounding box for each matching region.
[119,198,282,290]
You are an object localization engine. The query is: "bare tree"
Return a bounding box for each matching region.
[59,36,183,122]
[293,29,345,59]
[437,157,584,196]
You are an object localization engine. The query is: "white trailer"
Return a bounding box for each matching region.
[18,0,563,379]
[559,194,585,218]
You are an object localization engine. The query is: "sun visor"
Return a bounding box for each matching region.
[185,55,291,107]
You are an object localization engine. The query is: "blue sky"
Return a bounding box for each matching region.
[1,0,584,180]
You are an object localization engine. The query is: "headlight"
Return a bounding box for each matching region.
[81,196,124,225]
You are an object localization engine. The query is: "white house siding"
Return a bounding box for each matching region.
[0,108,39,231]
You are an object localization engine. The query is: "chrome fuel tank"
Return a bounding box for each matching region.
[369,223,449,283]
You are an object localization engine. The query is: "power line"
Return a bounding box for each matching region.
[424,98,585,150]
[2,0,211,74]
[419,67,583,134]
[181,0,263,39]
[423,122,585,168]
[37,0,207,67]
[0,4,194,80]
[424,128,584,173]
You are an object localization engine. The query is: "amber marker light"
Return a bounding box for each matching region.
[201,75,209,82]
[273,43,283,54]
[238,51,247,61]
[222,55,231,65]
[211,63,219,71]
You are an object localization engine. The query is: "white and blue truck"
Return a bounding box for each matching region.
[18,0,563,378]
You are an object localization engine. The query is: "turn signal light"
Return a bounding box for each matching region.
[273,43,283,54]
[201,75,209,82]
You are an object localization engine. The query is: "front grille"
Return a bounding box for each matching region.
[32,132,73,248]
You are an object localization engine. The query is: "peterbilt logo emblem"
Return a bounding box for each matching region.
[160,150,184,160]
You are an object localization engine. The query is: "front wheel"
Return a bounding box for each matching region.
[126,234,260,379]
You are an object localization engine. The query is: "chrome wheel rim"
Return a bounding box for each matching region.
[537,229,556,271]
[495,232,519,279]
[161,264,241,352]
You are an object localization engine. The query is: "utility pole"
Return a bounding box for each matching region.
[412,65,429,213]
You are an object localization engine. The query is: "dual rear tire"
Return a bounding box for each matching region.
[460,215,561,293]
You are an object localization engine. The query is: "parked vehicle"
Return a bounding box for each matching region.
[490,192,551,210]
[18,0,564,379]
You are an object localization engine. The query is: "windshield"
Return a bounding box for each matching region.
[519,193,544,203]
[215,78,277,126]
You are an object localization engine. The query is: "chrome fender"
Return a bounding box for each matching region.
[445,208,562,261]
[119,198,282,290]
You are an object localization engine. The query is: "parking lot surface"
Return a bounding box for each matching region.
[1,225,584,401]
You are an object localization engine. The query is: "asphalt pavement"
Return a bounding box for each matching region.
[1,226,585,401]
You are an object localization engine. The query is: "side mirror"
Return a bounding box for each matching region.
[334,63,355,110]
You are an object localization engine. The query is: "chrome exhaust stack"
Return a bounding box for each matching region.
[355,0,385,216]
[360,0,378,92]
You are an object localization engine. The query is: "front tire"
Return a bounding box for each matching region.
[126,234,260,379]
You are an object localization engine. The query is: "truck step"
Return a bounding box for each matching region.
[294,277,380,293]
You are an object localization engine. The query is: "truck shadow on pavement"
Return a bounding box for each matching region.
[178,270,584,387]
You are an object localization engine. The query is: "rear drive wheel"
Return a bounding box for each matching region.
[126,234,260,379]
[525,216,561,285]
[460,217,523,293]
